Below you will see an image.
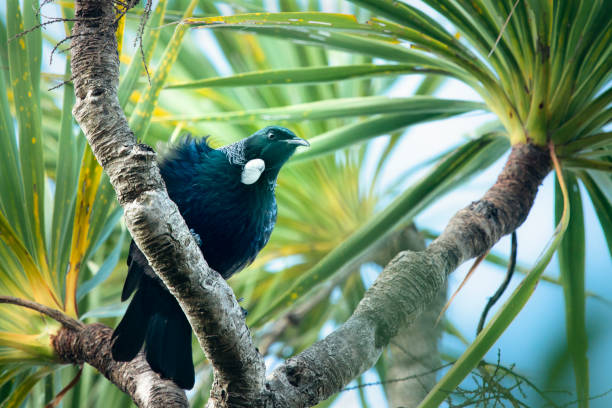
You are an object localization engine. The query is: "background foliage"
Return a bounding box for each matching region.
[0,0,610,407]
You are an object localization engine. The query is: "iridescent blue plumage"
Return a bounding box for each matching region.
[111,127,308,389]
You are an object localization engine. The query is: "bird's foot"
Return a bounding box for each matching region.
[190,229,202,246]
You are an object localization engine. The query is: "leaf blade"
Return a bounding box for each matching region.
[153,95,486,123]
[555,171,588,407]
[6,1,46,268]
[165,64,446,89]
[578,171,612,257]
[64,145,103,317]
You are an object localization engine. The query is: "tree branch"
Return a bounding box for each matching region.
[259,144,550,407]
[52,324,188,407]
[258,226,424,356]
[69,0,264,404]
[0,294,188,407]
[0,295,83,331]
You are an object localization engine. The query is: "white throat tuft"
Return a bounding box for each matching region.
[241,158,266,185]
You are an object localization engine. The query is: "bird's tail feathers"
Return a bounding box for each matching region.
[111,288,149,362]
[145,308,194,389]
[112,280,195,389]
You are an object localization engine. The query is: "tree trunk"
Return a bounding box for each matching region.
[385,289,446,408]
[368,226,447,408]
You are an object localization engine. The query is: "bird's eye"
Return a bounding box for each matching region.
[267,132,276,140]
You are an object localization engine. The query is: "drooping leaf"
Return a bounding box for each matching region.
[0,54,27,251]
[555,171,588,407]
[291,109,481,164]
[579,171,612,257]
[77,229,126,302]
[79,304,128,321]
[50,60,80,285]
[0,212,59,308]
[1,366,54,408]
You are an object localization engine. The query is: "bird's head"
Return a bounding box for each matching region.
[244,126,309,170]
[222,126,308,185]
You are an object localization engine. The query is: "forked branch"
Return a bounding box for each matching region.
[66,1,552,407]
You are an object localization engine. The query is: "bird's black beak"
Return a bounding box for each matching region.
[283,136,310,147]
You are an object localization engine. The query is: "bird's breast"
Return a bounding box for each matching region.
[177,181,276,279]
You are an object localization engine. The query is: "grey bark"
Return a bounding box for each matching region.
[53,324,188,407]
[258,226,428,357]
[66,1,551,407]
[370,229,447,408]
[386,288,446,408]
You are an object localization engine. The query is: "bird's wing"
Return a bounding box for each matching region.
[121,241,146,301]
[256,199,277,255]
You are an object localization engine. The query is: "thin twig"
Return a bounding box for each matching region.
[560,387,612,408]
[49,33,88,65]
[38,0,55,17]
[48,74,74,91]
[389,339,440,394]
[134,0,153,84]
[479,361,565,406]
[0,295,84,331]
[45,366,83,408]
[477,231,517,334]
[10,19,71,41]
[436,251,489,325]
[488,0,521,57]
[341,362,455,391]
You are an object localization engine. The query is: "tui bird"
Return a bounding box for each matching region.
[111,126,308,389]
